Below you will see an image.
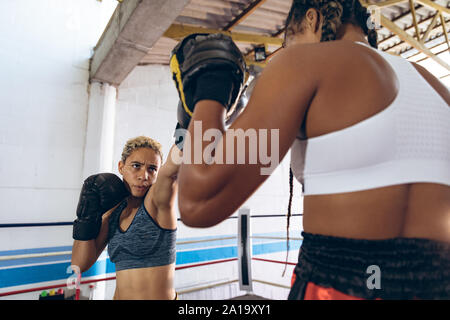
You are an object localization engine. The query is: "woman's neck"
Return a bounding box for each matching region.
[127,196,143,209]
[336,23,368,44]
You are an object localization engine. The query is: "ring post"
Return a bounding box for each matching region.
[238,207,253,292]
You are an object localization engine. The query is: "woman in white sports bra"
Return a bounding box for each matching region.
[175,0,450,299]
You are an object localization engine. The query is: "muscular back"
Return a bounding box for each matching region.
[300,41,450,242]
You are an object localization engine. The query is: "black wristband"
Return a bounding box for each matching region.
[72,218,101,241]
[193,71,235,110]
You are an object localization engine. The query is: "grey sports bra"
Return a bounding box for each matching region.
[107,199,177,271]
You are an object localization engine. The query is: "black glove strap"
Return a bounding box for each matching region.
[193,71,235,110]
[73,218,101,241]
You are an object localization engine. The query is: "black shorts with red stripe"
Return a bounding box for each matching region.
[288,232,450,300]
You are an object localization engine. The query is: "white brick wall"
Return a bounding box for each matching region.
[0,0,118,246]
[115,64,180,163]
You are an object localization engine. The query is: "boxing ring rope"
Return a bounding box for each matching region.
[0,237,239,262]
[252,257,296,266]
[0,236,302,261]
[0,214,302,229]
[0,260,293,298]
[252,236,302,241]
[0,251,73,262]
[0,258,240,298]
[0,252,297,298]
[0,246,300,298]
[177,279,239,295]
[0,211,302,298]
[252,279,291,289]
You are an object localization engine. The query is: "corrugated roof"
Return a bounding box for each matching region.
[138,0,450,85]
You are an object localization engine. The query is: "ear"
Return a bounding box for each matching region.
[118,161,124,175]
[306,8,321,32]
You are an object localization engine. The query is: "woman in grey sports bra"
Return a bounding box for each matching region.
[72,136,181,300]
[174,0,450,299]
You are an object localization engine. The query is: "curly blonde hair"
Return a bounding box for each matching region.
[121,136,163,163]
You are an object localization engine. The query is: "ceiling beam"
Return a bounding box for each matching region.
[415,46,450,63]
[416,0,450,16]
[245,58,267,68]
[421,13,440,43]
[406,39,447,59]
[439,12,450,49]
[383,16,448,53]
[364,0,409,8]
[380,14,450,70]
[409,0,421,40]
[379,11,439,46]
[164,24,283,46]
[90,0,190,86]
[223,0,268,31]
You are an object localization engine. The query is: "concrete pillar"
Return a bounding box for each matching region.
[82,83,117,178]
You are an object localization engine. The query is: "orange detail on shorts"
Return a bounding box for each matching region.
[304,282,366,300]
[291,271,297,287]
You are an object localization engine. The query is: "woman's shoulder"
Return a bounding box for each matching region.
[274,40,364,72]
[288,40,396,80]
[285,39,361,54]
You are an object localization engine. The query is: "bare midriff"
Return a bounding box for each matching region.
[303,183,450,242]
[113,264,176,300]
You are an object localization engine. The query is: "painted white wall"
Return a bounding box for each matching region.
[0,0,117,300]
[114,64,179,167]
[0,0,118,245]
[0,1,303,300]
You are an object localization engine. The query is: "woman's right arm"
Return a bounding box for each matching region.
[71,211,112,273]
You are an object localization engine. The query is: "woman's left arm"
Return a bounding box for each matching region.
[178,46,319,227]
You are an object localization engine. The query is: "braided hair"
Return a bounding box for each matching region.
[282,167,295,277]
[282,0,379,276]
[284,0,378,48]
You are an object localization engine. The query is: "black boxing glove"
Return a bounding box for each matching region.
[170,33,246,130]
[72,173,129,241]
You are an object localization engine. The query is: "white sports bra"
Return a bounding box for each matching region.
[290,42,450,195]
